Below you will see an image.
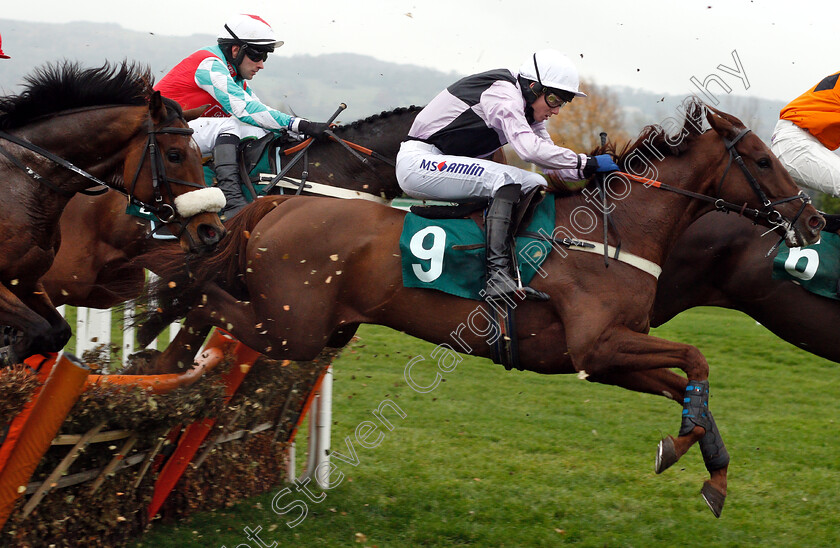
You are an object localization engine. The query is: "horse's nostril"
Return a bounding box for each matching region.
[197,224,226,246]
[808,216,825,230]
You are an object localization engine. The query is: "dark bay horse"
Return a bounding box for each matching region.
[39,106,421,309]
[0,61,226,363]
[653,212,840,362]
[140,99,823,516]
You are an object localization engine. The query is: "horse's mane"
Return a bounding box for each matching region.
[591,97,711,169]
[0,61,155,129]
[333,105,423,134]
[129,197,289,341]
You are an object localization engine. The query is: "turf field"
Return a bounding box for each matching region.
[135,306,840,547]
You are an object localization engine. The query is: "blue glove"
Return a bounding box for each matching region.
[592,154,620,173]
[583,154,619,177]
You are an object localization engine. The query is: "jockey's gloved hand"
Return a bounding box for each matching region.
[583,154,620,177]
[297,119,331,139]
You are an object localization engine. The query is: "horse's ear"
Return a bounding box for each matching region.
[149,90,167,123]
[183,104,210,122]
[705,105,737,140]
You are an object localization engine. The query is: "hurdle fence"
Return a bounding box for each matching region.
[57,297,333,488]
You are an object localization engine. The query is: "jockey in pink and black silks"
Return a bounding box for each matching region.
[396,49,619,302]
[155,14,330,218]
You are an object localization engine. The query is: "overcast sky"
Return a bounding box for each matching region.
[2,0,837,102]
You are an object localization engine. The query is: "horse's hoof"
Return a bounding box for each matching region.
[0,345,19,367]
[655,436,678,474]
[701,481,726,518]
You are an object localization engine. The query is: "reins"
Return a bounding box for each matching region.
[263,103,397,196]
[614,128,810,226]
[0,130,109,198]
[557,126,811,269]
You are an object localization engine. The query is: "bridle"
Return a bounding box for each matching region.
[716,127,810,231]
[0,110,204,223]
[617,128,810,232]
[124,116,204,222]
[591,125,813,265]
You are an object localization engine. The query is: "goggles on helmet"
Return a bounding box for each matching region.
[222,23,274,62]
[543,91,566,109]
[244,47,270,62]
[543,88,576,109]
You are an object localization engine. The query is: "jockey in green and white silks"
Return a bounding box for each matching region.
[156,41,303,151]
[155,14,330,218]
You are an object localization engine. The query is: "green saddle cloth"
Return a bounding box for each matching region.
[399,198,556,300]
[772,232,840,300]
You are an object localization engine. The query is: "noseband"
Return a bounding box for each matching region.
[0,113,203,223]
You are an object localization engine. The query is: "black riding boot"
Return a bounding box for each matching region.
[213,133,249,219]
[483,184,550,302]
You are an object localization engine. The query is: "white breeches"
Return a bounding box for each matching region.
[188,117,272,154]
[395,140,547,200]
[770,119,840,198]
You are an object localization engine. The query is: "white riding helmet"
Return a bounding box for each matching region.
[218,14,284,50]
[519,49,586,98]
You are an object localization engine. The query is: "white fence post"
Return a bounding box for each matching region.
[59,269,181,360]
[313,366,333,488]
[297,366,333,488]
[122,304,135,363]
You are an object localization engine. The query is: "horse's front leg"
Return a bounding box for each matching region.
[574,327,729,517]
[23,283,72,352]
[0,282,64,364]
[149,282,270,373]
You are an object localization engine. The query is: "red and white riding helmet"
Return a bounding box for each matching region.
[217,14,283,51]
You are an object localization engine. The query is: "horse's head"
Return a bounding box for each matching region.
[705,105,824,247]
[122,91,226,254]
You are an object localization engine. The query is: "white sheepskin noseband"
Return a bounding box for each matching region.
[174,187,226,217]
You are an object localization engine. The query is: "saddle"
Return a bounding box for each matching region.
[409,186,545,236]
[238,131,300,184]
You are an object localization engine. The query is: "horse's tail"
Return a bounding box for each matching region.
[132,197,287,345]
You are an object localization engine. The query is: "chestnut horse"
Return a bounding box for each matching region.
[39,106,421,309]
[0,61,226,364]
[140,100,823,516]
[652,212,840,362]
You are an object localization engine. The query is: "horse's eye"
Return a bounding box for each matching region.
[757,157,771,169]
[167,150,183,163]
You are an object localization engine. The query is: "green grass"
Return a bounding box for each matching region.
[134,307,840,547]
